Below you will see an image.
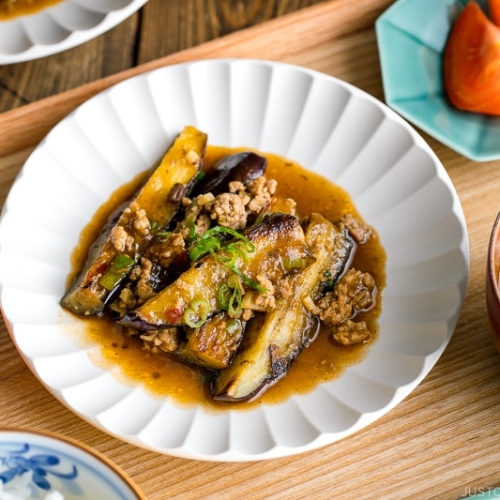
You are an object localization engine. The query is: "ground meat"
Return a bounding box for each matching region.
[206,192,248,230]
[131,257,156,303]
[147,232,186,268]
[228,181,246,193]
[121,202,151,237]
[317,269,376,326]
[132,207,151,236]
[240,276,277,312]
[340,213,372,244]
[332,320,372,346]
[281,198,297,215]
[275,277,293,301]
[110,225,135,253]
[107,287,137,318]
[254,275,276,311]
[241,309,254,321]
[118,287,137,309]
[194,213,211,237]
[246,176,276,214]
[141,327,182,353]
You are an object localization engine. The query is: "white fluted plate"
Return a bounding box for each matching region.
[0,59,469,461]
[0,0,148,64]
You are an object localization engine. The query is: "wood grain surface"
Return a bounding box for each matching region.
[0,0,328,111]
[2,1,500,499]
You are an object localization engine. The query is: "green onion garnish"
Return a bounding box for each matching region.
[191,225,268,296]
[155,230,172,239]
[99,254,135,291]
[283,257,309,270]
[189,226,254,262]
[226,319,241,335]
[230,266,267,293]
[186,171,206,197]
[217,275,244,318]
[183,299,210,328]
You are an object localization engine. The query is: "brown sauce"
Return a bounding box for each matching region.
[0,0,62,20]
[64,146,387,413]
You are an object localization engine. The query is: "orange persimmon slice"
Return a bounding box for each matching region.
[443,1,500,115]
[489,0,500,26]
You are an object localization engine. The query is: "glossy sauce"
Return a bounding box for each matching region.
[64,146,386,413]
[0,0,62,19]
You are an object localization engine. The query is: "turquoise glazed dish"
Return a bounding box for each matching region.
[375,0,500,162]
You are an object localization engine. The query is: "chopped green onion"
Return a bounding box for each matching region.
[187,224,197,245]
[99,254,135,291]
[217,283,231,309]
[183,299,210,328]
[230,266,268,293]
[189,226,254,262]
[149,219,160,230]
[155,230,172,239]
[186,171,206,197]
[226,274,243,292]
[185,212,197,226]
[217,276,244,318]
[254,212,275,225]
[190,225,267,296]
[228,287,243,317]
[226,319,241,335]
[190,234,222,261]
[283,257,309,270]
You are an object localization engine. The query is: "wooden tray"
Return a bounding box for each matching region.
[1,1,500,499]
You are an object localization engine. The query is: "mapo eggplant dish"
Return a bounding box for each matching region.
[61,125,385,404]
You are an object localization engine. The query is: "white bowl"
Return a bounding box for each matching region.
[0,59,469,461]
[0,0,149,64]
[0,428,144,499]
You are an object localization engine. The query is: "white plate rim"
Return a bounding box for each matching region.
[0,58,470,461]
[0,0,149,64]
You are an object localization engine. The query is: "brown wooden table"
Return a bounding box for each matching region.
[2,1,500,499]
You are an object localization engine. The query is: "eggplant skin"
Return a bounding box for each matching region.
[175,312,245,370]
[211,213,352,402]
[195,151,267,196]
[120,213,311,330]
[61,126,207,317]
[211,289,320,402]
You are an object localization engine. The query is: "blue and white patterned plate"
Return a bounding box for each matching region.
[0,429,144,499]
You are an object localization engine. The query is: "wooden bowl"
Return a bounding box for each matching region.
[486,211,500,353]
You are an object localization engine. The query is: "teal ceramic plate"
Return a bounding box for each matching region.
[375,0,500,162]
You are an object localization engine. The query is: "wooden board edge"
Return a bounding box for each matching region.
[0,0,393,158]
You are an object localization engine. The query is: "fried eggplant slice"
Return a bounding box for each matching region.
[120,213,312,330]
[61,126,207,317]
[211,213,354,402]
[176,312,245,370]
[195,151,267,196]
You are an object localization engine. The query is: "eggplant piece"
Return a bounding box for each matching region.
[61,126,207,317]
[120,213,312,330]
[211,213,354,402]
[175,312,245,370]
[195,151,267,196]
